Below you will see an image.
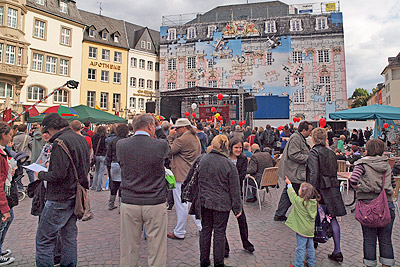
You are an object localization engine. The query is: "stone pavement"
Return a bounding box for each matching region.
[4,179,400,267]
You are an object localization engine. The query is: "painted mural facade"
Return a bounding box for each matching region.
[159,12,347,120]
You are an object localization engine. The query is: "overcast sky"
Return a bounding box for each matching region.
[77,0,400,97]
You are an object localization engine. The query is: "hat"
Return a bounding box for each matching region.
[171,118,191,128]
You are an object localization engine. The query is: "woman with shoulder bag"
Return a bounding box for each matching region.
[350,139,396,267]
[307,128,346,262]
[91,126,107,192]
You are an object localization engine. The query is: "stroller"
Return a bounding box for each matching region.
[9,150,30,201]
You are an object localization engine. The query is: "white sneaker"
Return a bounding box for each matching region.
[0,250,11,257]
[0,256,15,266]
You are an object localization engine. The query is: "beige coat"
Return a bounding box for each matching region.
[168,131,201,183]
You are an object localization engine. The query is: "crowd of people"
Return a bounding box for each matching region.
[0,115,398,267]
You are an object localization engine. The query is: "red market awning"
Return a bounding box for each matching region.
[24,105,40,117]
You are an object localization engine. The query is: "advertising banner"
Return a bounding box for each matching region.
[325,3,336,12]
[298,4,313,14]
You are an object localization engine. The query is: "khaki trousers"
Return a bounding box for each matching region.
[120,202,167,267]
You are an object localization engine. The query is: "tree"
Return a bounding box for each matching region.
[350,88,369,99]
[348,88,371,108]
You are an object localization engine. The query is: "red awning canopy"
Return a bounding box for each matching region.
[24,105,40,117]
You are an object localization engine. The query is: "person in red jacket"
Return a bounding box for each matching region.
[0,122,15,265]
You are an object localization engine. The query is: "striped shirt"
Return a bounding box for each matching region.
[350,164,396,189]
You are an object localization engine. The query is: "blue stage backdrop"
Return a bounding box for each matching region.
[253,96,290,119]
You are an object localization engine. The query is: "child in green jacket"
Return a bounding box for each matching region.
[285,176,320,267]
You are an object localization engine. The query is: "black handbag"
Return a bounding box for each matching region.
[6,177,19,209]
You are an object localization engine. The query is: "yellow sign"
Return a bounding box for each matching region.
[325,3,336,12]
[89,61,121,70]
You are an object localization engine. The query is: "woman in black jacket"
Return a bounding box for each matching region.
[307,128,346,262]
[198,135,242,267]
[106,124,129,210]
[91,126,107,192]
[225,138,255,257]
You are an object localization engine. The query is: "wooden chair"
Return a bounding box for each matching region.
[244,167,279,210]
[337,160,349,194]
[392,177,400,216]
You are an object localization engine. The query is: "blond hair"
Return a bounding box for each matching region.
[340,135,346,141]
[312,127,327,146]
[211,135,229,154]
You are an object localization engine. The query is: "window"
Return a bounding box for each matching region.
[187,57,196,69]
[154,81,159,90]
[168,28,176,40]
[139,59,145,69]
[130,77,136,87]
[320,76,332,101]
[89,28,95,37]
[265,21,277,33]
[114,52,122,63]
[207,25,216,37]
[167,82,176,90]
[5,45,15,65]
[155,62,159,72]
[34,19,46,39]
[290,19,302,32]
[129,97,136,108]
[113,94,121,110]
[102,31,107,40]
[266,52,272,65]
[0,44,3,62]
[17,47,22,66]
[7,8,17,29]
[293,77,305,103]
[45,56,57,73]
[207,60,214,68]
[0,82,13,99]
[187,81,196,87]
[0,7,3,26]
[32,53,43,71]
[100,92,108,109]
[28,86,45,101]
[88,47,97,59]
[168,59,176,70]
[60,0,68,13]
[60,27,71,45]
[87,91,95,108]
[147,61,153,70]
[59,59,69,76]
[36,0,45,5]
[138,98,144,110]
[316,17,328,30]
[318,50,330,63]
[138,78,144,88]
[141,41,145,49]
[88,68,96,80]
[54,89,68,103]
[292,51,302,63]
[101,70,109,82]
[19,14,23,30]
[102,49,110,61]
[114,35,119,43]
[208,80,217,88]
[187,27,196,39]
[147,80,152,89]
[130,57,137,67]
[113,72,121,84]
[147,42,151,50]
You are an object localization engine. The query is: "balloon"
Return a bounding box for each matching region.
[191,103,197,110]
[192,112,197,118]
[242,120,246,124]
[278,126,284,131]
[218,116,223,121]
[184,111,189,117]
[384,123,389,129]
[319,118,326,128]
[293,117,297,123]
[215,113,220,118]
[231,120,235,126]
[211,107,216,113]
[217,93,223,100]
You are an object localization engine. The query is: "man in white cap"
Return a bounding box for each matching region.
[167,118,202,239]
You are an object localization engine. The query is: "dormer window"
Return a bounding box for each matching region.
[207,25,216,37]
[187,27,196,39]
[102,31,108,40]
[113,34,119,43]
[167,28,176,41]
[265,20,277,34]
[290,19,302,32]
[60,0,68,13]
[89,28,95,37]
[316,17,328,30]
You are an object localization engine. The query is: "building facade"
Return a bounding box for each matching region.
[21,0,85,112]
[159,1,347,121]
[79,10,128,117]
[125,22,159,117]
[381,53,400,107]
[0,0,29,113]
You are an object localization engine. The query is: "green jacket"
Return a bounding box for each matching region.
[337,140,345,152]
[285,186,318,237]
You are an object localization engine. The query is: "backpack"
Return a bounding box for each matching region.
[313,204,333,244]
[263,130,275,146]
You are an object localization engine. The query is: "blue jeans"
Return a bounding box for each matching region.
[294,234,315,267]
[361,202,396,267]
[0,208,14,253]
[93,156,106,191]
[36,200,77,267]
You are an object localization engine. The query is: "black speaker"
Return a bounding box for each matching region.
[146,101,156,113]
[244,97,257,112]
[160,97,181,119]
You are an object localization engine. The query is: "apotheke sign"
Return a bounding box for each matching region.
[89,61,121,70]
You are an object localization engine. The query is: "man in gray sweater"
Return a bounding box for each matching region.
[117,114,169,267]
